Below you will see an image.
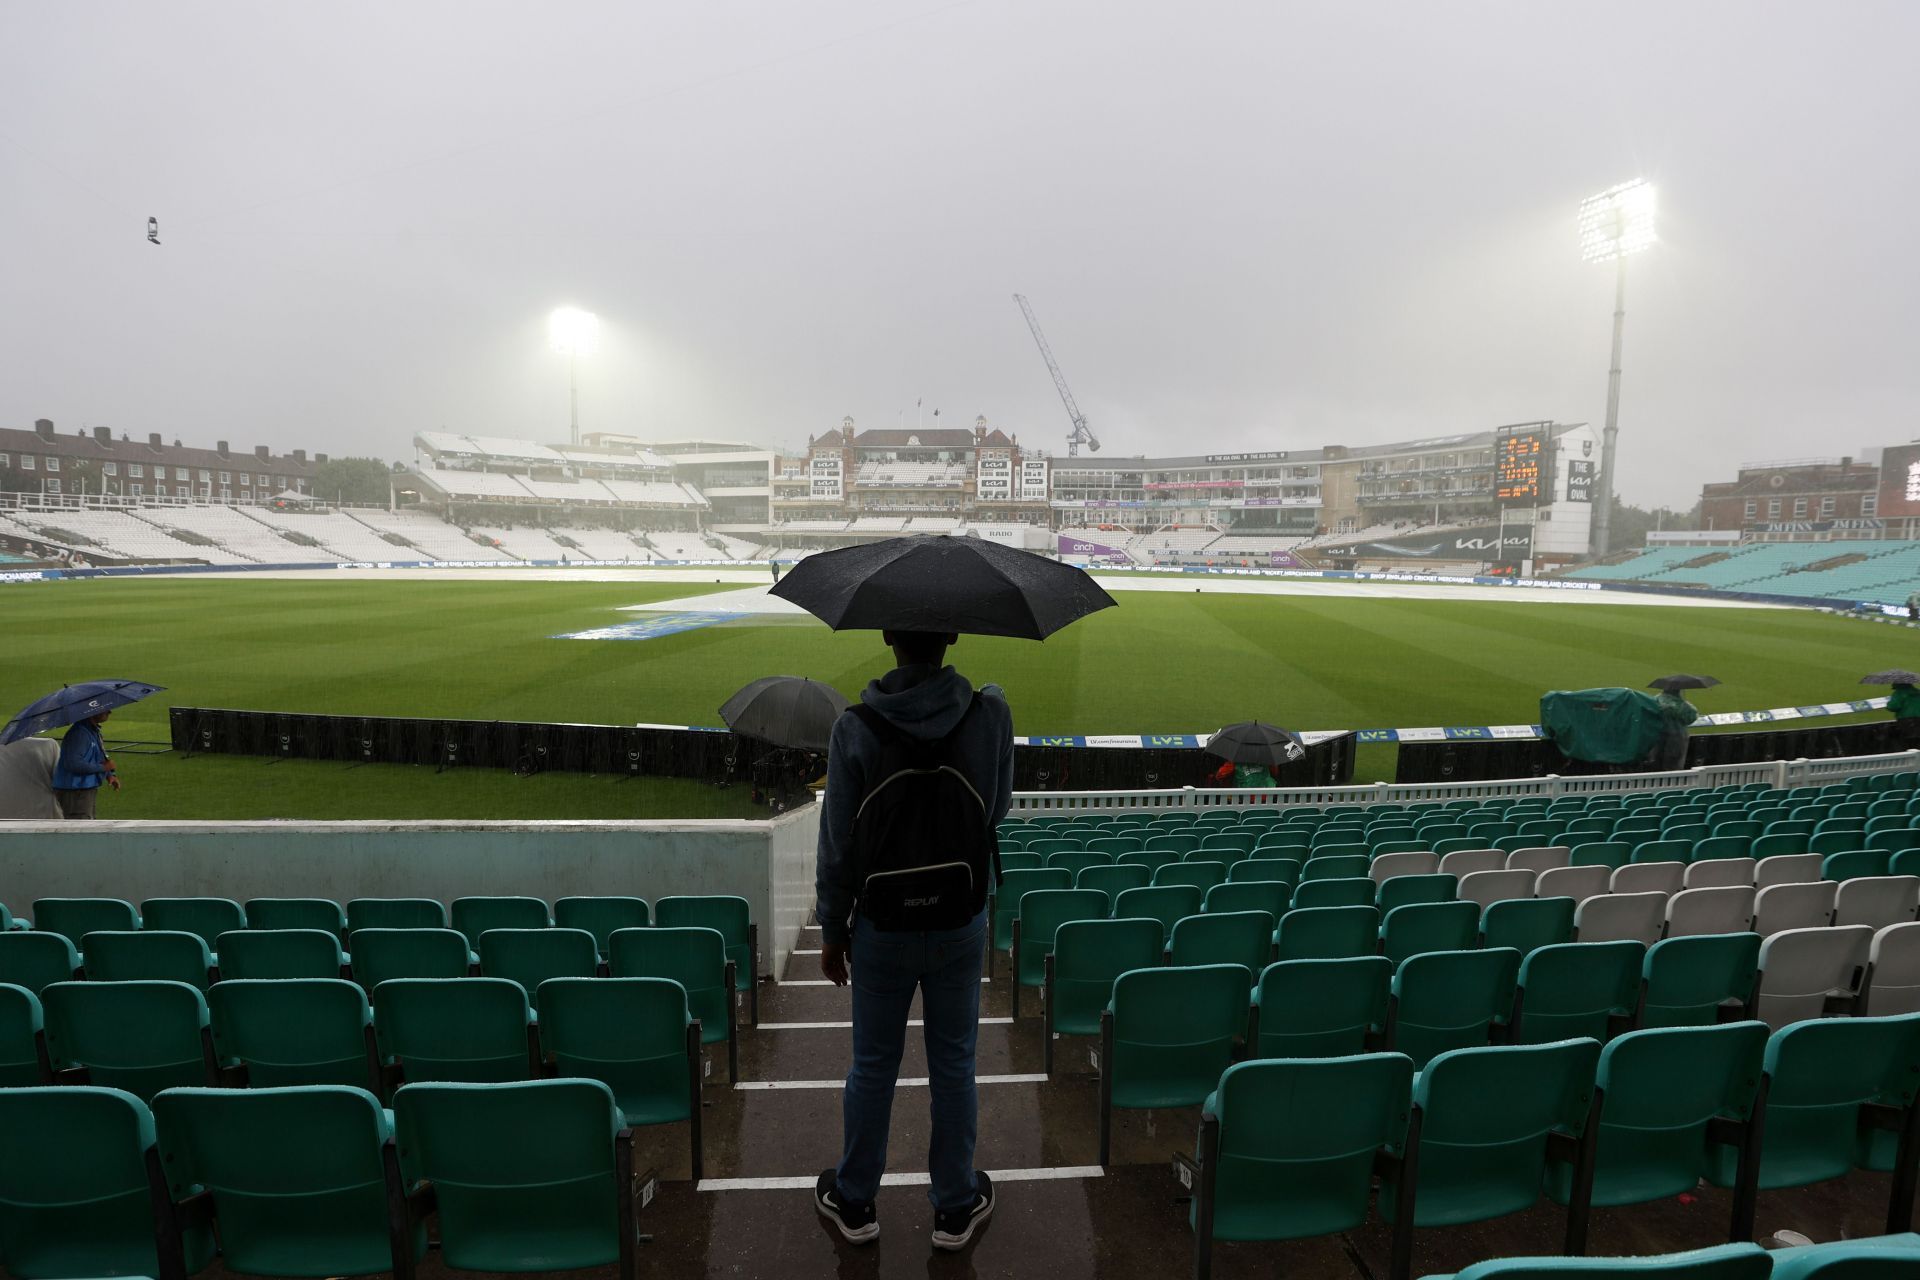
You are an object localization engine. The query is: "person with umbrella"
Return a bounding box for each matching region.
[3,680,163,820]
[1205,721,1304,788]
[51,707,119,819]
[772,536,1114,1252]
[1648,675,1714,772]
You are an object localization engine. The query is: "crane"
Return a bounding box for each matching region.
[1013,293,1100,456]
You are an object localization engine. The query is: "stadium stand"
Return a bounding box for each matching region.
[346,505,516,560]
[468,524,575,561]
[156,504,340,563]
[8,506,258,563]
[1568,539,1920,605]
[556,526,650,560]
[244,507,413,562]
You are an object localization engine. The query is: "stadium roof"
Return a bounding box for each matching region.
[1047,421,1587,471]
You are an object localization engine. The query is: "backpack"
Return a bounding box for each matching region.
[847,694,999,932]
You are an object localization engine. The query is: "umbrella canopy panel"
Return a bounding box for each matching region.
[1204,721,1306,768]
[719,676,850,752]
[2,680,166,746]
[770,536,1116,640]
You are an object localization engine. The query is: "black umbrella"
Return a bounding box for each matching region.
[720,676,850,752]
[1861,671,1920,686]
[1205,721,1306,768]
[1648,674,1720,692]
[2,679,166,746]
[768,535,1117,639]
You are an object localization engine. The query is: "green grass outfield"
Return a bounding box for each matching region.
[3,574,1912,819]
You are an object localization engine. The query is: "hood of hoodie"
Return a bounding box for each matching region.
[860,663,975,740]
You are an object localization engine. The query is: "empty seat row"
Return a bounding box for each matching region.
[1433,1234,1920,1279]
[1161,1012,1920,1279]
[0,1078,663,1280]
[1,892,759,1023]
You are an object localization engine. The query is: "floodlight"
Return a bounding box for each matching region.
[548,307,600,357]
[1578,179,1657,263]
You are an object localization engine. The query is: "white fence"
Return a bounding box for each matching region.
[1006,750,1920,816]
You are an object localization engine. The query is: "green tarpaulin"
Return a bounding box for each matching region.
[1540,686,1665,765]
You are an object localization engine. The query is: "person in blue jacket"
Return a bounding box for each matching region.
[52,708,119,819]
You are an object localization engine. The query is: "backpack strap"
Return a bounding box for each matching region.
[847,692,1001,890]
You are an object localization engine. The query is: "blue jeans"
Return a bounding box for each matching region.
[837,908,987,1213]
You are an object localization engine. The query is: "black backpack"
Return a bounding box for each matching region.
[846,694,999,932]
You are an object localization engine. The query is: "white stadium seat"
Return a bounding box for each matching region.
[1575,891,1668,946]
[1535,865,1609,904]
[1457,869,1535,912]
[1611,863,1685,897]
[1753,880,1837,936]
[1684,858,1756,889]
[1833,875,1920,930]
[1863,922,1920,1016]
[1505,846,1571,876]
[1663,886,1755,938]
[1755,924,1872,1030]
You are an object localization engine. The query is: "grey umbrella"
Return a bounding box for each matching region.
[719,676,850,752]
[1861,671,1920,685]
[1205,721,1306,769]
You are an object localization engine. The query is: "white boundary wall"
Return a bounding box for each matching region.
[1005,750,1920,816]
[0,810,821,981]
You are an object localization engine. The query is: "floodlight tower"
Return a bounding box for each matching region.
[548,308,600,446]
[1578,179,1656,556]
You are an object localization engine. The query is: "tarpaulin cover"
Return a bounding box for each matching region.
[1539,686,1665,765]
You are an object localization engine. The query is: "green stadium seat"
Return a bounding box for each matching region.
[31,897,139,950]
[1510,941,1643,1044]
[372,977,537,1086]
[392,1078,650,1277]
[349,927,471,990]
[1632,839,1693,865]
[1077,862,1151,905]
[1753,833,1811,858]
[1770,1235,1920,1279]
[1292,876,1375,909]
[1824,850,1890,881]
[1203,880,1290,920]
[1087,836,1138,857]
[1380,1038,1603,1271]
[1868,828,1920,854]
[536,977,704,1181]
[1111,885,1202,948]
[1434,836,1490,856]
[1044,917,1164,1074]
[1482,897,1576,955]
[1119,847,1184,875]
[479,928,599,1012]
[1274,905,1380,961]
[1182,1053,1414,1279]
[0,981,48,1086]
[1639,933,1760,1028]
[0,1085,215,1278]
[0,930,81,995]
[1046,849,1114,880]
[1254,830,1311,852]
[1380,900,1479,966]
[216,927,346,981]
[608,926,737,1084]
[450,895,550,949]
[552,896,649,959]
[991,868,1073,972]
[1542,1021,1767,1242]
[1302,853,1370,881]
[1385,948,1521,1069]
[1312,842,1371,862]
[346,898,446,933]
[1029,835,1086,854]
[1446,1244,1769,1278]
[209,976,377,1090]
[654,896,758,1025]
[1149,832,1203,856]
[1570,842,1631,870]
[1691,836,1751,862]
[1705,1012,1920,1235]
[1155,861,1229,892]
[81,930,214,989]
[1812,831,1870,857]
[245,896,348,940]
[1169,910,1274,979]
[153,1084,419,1278]
[42,979,218,1100]
[1099,963,1251,1165]
[1377,873,1457,914]
[140,898,246,956]
[1228,857,1300,884]
[1012,888,1109,1020]
[998,851,1044,873]
[1247,956,1390,1060]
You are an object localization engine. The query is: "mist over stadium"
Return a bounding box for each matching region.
[6,4,1920,1277]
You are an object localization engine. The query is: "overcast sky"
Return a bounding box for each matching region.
[5,1,1916,508]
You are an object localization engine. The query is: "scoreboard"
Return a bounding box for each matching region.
[1495,428,1549,505]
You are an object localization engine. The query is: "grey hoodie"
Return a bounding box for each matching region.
[814,663,1015,945]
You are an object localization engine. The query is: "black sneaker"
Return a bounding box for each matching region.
[931,1170,994,1252]
[815,1169,879,1243]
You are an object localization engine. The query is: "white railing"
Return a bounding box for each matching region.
[1006,750,1920,815]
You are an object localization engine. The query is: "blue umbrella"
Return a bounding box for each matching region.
[1,680,166,746]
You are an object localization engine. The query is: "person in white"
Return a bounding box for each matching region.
[0,737,62,819]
